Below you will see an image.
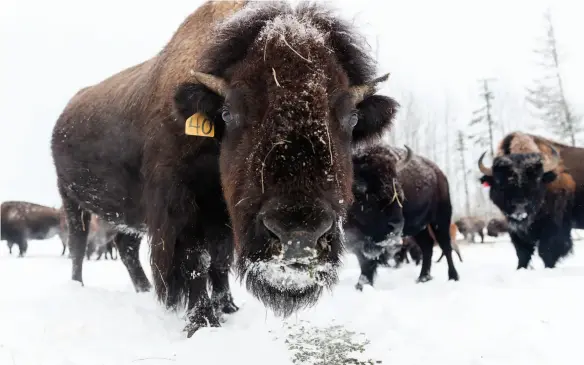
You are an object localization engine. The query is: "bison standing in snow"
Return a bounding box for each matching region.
[345,145,459,290]
[478,132,584,269]
[51,1,399,335]
[486,218,508,238]
[454,216,486,243]
[1,201,65,257]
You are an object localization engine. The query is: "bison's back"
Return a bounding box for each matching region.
[50,1,249,229]
[51,53,157,223]
[560,146,584,229]
[395,150,449,234]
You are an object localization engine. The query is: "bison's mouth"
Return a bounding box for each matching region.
[238,223,342,317]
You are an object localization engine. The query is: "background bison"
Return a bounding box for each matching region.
[1,201,64,257]
[344,145,412,289]
[345,145,459,290]
[454,216,486,243]
[486,218,508,238]
[479,132,584,268]
[51,1,398,335]
[59,210,117,260]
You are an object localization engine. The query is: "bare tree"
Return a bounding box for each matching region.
[526,9,582,146]
[455,130,471,217]
[469,78,497,158]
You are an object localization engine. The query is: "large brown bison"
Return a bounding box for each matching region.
[454,216,486,243]
[345,145,459,290]
[478,132,584,268]
[1,201,65,256]
[51,1,398,335]
[486,217,508,237]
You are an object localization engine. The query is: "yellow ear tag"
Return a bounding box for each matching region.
[185,113,214,138]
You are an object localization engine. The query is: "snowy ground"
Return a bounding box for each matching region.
[1,234,584,365]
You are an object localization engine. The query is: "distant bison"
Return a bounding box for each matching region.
[395,223,462,267]
[393,236,422,267]
[59,210,117,260]
[51,1,398,335]
[478,132,584,268]
[486,218,508,238]
[1,201,64,256]
[454,216,485,243]
[345,145,459,290]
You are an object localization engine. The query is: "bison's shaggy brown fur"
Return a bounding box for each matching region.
[479,131,584,269]
[52,1,398,335]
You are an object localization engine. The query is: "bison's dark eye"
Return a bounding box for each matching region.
[221,110,232,124]
[340,110,358,131]
[348,111,359,128]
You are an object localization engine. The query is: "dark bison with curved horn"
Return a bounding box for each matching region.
[478,132,584,269]
[51,1,399,335]
[345,145,459,290]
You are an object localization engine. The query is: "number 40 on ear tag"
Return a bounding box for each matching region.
[185,113,214,138]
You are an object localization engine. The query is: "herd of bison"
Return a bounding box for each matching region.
[1,1,583,336]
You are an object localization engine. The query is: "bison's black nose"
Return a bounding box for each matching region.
[260,200,335,260]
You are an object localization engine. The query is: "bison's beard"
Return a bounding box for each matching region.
[235,221,343,317]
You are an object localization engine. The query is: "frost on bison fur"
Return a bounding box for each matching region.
[479,131,584,269]
[51,1,399,336]
[1,201,64,257]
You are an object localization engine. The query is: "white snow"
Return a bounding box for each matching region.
[1,235,584,365]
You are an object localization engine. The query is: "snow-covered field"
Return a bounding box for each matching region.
[1,235,584,365]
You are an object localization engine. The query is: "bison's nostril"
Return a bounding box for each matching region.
[262,217,285,242]
[261,210,335,260]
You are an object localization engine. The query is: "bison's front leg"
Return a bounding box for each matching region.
[207,231,239,317]
[176,244,219,338]
[509,232,534,269]
[354,251,379,290]
[537,224,573,269]
[115,233,152,292]
[414,229,435,283]
[209,268,239,315]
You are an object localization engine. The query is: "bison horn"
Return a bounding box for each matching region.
[396,145,413,172]
[190,70,228,97]
[349,73,390,105]
[543,145,560,172]
[478,151,492,176]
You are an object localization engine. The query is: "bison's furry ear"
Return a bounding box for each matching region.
[352,95,399,145]
[542,171,557,184]
[173,82,224,126]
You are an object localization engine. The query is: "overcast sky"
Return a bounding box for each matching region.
[1,0,582,207]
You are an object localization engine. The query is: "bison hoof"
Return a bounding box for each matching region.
[448,271,459,281]
[219,297,240,314]
[184,313,221,338]
[355,274,372,291]
[221,301,239,314]
[416,274,433,283]
[134,279,152,293]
